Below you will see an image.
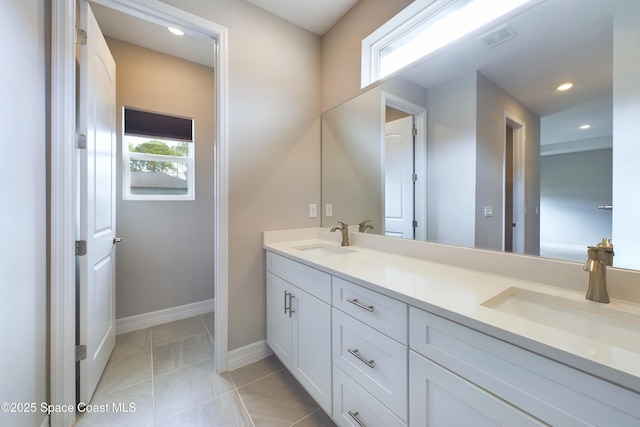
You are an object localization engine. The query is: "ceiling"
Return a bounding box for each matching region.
[245,0,359,35]
[91,0,360,68]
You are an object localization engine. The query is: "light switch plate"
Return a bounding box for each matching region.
[326,203,333,218]
[309,203,317,218]
[484,206,493,217]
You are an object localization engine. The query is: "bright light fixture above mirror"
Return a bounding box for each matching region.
[168,27,184,36]
[364,0,544,85]
[557,82,574,91]
[579,124,591,129]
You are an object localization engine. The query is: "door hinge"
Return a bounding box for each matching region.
[412,174,418,182]
[76,133,87,149]
[413,220,418,228]
[412,126,417,136]
[75,240,87,256]
[76,28,87,45]
[76,345,87,362]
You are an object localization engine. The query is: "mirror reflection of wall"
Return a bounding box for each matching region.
[321,0,640,270]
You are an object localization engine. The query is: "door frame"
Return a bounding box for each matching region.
[50,1,229,425]
[503,112,526,254]
[382,92,427,240]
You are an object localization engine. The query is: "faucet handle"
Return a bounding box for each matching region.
[598,238,613,250]
[337,221,348,228]
[597,238,614,265]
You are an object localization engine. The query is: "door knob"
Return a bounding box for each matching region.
[113,237,123,244]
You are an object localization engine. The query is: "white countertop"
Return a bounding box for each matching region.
[263,228,640,393]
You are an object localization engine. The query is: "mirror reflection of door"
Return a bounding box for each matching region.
[385,109,415,239]
[504,124,514,252]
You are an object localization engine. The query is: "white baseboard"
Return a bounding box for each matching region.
[227,339,273,372]
[116,299,215,335]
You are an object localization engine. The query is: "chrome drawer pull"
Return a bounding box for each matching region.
[346,298,374,312]
[284,291,288,314]
[347,348,375,368]
[348,410,367,427]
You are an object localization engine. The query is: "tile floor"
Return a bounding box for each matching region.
[73,313,336,427]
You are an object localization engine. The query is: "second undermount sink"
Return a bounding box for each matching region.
[293,243,355,257]
[481,287,640,354]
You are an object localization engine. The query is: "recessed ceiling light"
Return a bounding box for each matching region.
[579,124,591,130]
[168,27,184,36]
[557,82,573,91]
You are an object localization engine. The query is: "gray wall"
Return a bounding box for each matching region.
[426,72,477,247]
[108,38,216,319]
[322,77,427,233]
[541,149,612,247]
[0,1,48,426]
[423,71,541,252]
[476,72,541,254]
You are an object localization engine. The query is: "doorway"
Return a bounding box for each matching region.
[50,1,229,425]
[382,93,427,241]
[504,113,526,254]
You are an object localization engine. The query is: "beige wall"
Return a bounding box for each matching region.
[107,38,217,318]
[321,0,413,111]
[0,1,48,426]
[159,0,322,351]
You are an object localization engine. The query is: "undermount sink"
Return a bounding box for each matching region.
[481,287,640,354]
[293,243,355,257]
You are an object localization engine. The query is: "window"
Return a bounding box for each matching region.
[123,108,195,200]
[361,0,543,87]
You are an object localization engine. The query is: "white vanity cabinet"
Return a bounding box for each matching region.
[409,307,640,426]
[265,252,332,414]
[265,245,640,427]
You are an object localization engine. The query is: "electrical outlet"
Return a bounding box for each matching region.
[484,206,493,217]
[325,203,333,218]
[309,203,317,218]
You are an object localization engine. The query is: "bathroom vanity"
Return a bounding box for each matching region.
[264,228,640,426]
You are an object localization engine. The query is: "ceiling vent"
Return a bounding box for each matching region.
[480,25,517,48]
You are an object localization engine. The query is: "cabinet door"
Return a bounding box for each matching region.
[266,273,292,366]
[292,287,332,414]
[409,351,544,427]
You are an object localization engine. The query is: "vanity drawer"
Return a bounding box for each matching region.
[333,366,406,427]
[409,307,640,426]
[332,277,407,344]
[333,308,407,421]
[266,251,331,303]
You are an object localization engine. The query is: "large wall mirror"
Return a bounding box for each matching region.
[321,0,640,270]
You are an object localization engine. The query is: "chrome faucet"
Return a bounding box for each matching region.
[331,222,350,246]
[358,220,374,233]
[583,238,614,303]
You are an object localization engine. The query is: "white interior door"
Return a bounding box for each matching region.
[77,0,117,404]
[385,116,415,239]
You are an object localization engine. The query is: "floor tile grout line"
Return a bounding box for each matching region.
[152,355,216,381]
[233,388,257,427]
[232,366,286,391]
[290,408,325,426]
